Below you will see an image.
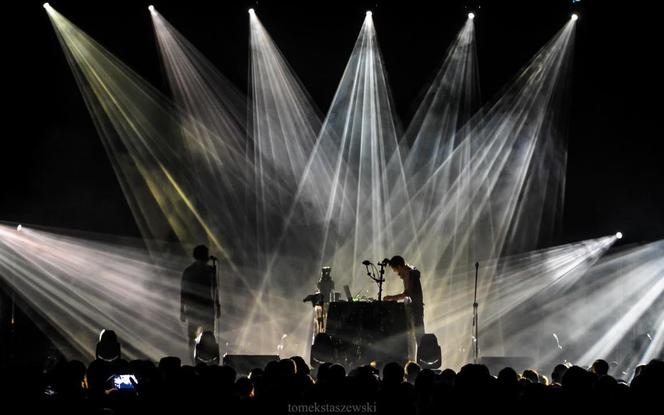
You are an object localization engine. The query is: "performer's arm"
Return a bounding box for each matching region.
[384,292,407,302]
[385,280,411,302]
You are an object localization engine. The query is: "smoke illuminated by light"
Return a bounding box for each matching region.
[0,224,188,361]
[38,5,600,369]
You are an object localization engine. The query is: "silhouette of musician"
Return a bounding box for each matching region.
[383,255,425,358]
[180,244,219,361]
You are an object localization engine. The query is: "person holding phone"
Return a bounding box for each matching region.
[110,374,138,391]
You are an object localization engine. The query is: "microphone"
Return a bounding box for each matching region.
[362,260,372,266]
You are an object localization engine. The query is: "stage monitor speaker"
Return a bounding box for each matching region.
[479,356,535,375]
[417,333,442,369]
[222,354,280,377]
[311,333,334,368]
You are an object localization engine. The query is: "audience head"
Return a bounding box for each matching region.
[277,358,297,377]
[236,376,254,398]
[96,329,121,362]
[382,362,405,386]
[328,363,346,383]
[562,365,594,393]
[290,356,311,377]
[591,359,609,376]
[522,369,539,384]
[439,368,457,387]
[551,363,568,385]
[315,362,332,383]
[498,367,519,386]
[405,361,421,384]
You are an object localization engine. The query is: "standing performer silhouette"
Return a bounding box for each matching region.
[383,255,425,359]
[180,244,219,362]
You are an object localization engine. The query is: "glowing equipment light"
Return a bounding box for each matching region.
[616,232,623,239]
[571,13,579,21]
[468,12,475,19]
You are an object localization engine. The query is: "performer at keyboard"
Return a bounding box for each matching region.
[383,255,425,358]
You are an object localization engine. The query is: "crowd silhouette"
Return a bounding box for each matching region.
[2,335,662,414]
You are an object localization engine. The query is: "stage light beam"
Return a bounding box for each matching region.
[571,13,579,21]
[616,232,623,239]
[44,5,583,366]
[43,3,50,9]
[148,5,155,13]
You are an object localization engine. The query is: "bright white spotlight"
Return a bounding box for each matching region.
[148,5,155,12]
[43,2,49,9]
[366,11,372,17]
[468,12,475,20]
[571,13,579,21]
[16,224,22,232]
[249,8,255,15]
[616,232,623,240]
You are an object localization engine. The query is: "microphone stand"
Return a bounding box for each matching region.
[210,257,221,341]
[473,261,479,364]
[363,261,385,301]
[8,284,16,363]
[363,262,374,298]
[377,261,386,302]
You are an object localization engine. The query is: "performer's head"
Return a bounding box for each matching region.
[321,266,332,280]
[193,244,210,262]
[389,255,407,278]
